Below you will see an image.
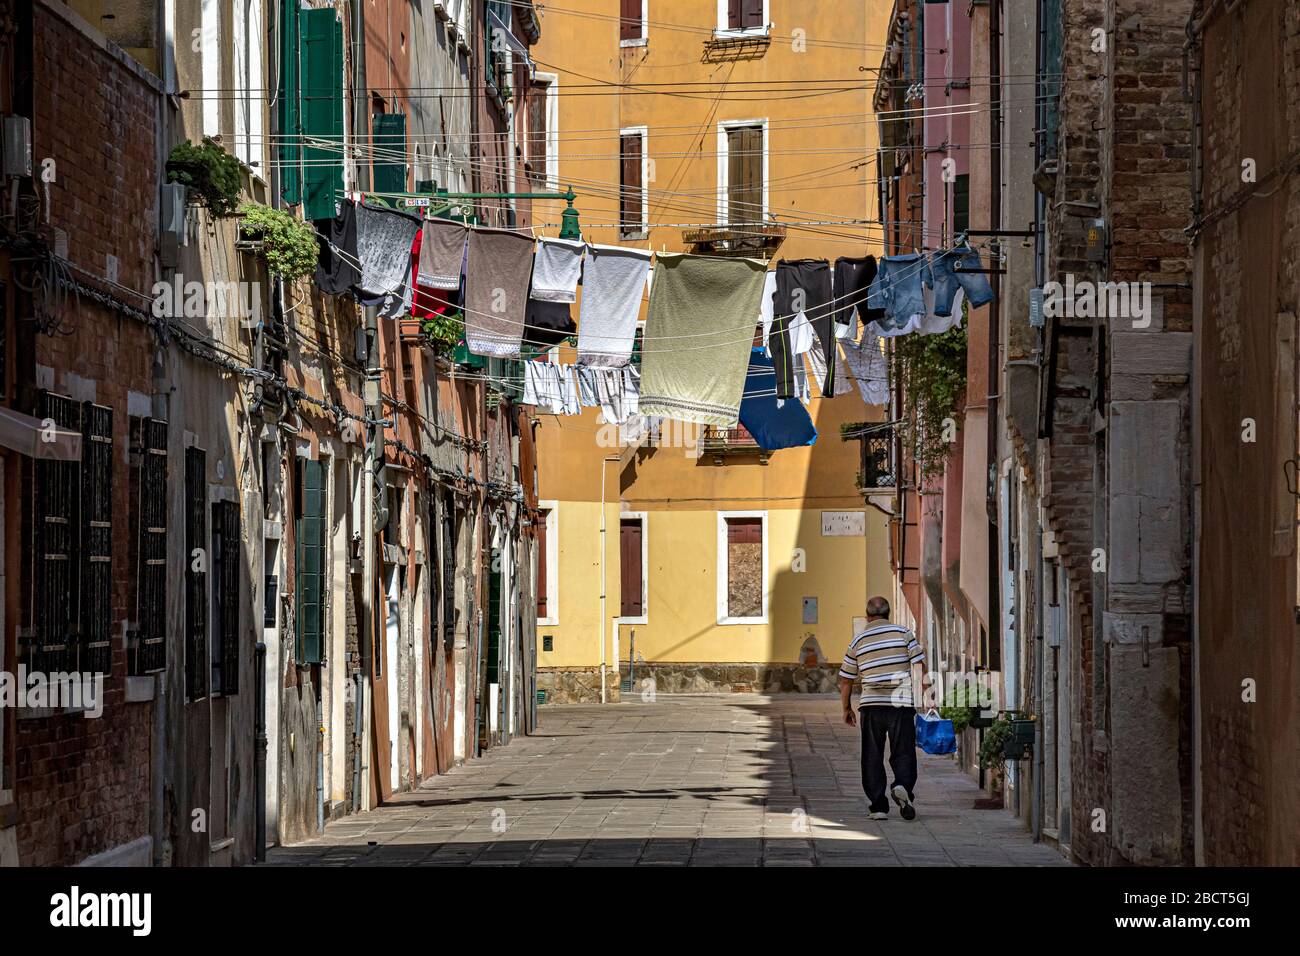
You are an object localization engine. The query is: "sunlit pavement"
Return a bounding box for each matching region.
[262,695,1071,867]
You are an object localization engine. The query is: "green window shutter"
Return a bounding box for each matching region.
[300,9,344,221]
[372,113,408,195]
[278,0,301,206]
[296,459,325,664]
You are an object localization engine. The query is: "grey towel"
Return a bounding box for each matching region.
[530,237,584,302]
[355,202,421,298]
[418,219,468,290]
[577,243,652,367]
[464,227,534,358]
[640,254,768,427]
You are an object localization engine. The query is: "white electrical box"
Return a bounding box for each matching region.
[2,115,32,177]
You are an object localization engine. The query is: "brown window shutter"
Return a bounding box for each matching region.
[537,511,549,617]
[728,126,762,223]
[620,519,643,617]
[621,133,643,232]
[727,516,762,545]
[621,0,641,41]
[529,87,547,178]
[742,0,764,29]
[728,0,743,29]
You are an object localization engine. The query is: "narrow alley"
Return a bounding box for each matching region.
[262,696,1067,867]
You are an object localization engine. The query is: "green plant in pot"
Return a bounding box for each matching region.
[979,716,1013,774]
[166,138,243,216]
[236,202,320,281]
[423,312,465,355]
[939,683,984,734]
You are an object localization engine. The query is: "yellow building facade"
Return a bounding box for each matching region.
[529,1,893,702]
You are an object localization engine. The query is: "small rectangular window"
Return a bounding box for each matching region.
[295,458,325,665]
[29,392,80,673]
[726,125,763,224]
[537,508,551,619]
[620,131,645,237]
[726,0,765,31]
[620,0,645,43]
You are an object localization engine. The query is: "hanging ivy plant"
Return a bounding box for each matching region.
[423,312,465,354]
[166,137,243,217]
[890,321,968,478]
[236,202,320,281]
[979,716,1013,773]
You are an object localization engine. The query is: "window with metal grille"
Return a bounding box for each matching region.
[185,447,208,700]
[78,402,113,675]
[295,458,325,665]
[724,516,763,619]
[130,418,168,675]
[442,491,457,647]
[211,500,241,695]
[29,392,80,673]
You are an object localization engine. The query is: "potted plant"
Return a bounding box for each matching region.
[938,687,973,735]
[166,138,243,217]
[235,202,320,281]
[423,312,465,356]
[979,716,1013,774]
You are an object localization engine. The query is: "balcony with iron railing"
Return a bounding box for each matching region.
[699,424,769,464]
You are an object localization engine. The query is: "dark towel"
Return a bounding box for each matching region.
[525,299,576,348]
[314,202,361,294]
[739,349,817,451]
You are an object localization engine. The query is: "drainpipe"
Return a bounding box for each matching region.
[1032,518,1045,840]
[987,0,1004,794]
[598,456,620,703]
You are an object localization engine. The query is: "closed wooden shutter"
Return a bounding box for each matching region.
[185,447,208,701]
[79,402,113,674]
[31,392,80,673]
[296,458,325,664]
[536,510,549,618]
[620,133,643,234]
[213,500,241,694]
[742,0,764,29]
[442,492,457,646]
[620,519,643,617]
[528,85,548,180]
[728,126,762,224]
[728,0,743,29]
[300,8,344,220]
[620,0,641,41]
[134,418,168,675]
[372,111,408,195]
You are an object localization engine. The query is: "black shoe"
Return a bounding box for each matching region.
[891,784,916,820]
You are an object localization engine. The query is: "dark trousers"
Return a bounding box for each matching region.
[771,259,834,399]
[860,705,917,813]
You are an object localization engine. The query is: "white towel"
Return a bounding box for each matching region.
[788,310,815,356]
[575,365,601,407]
[758,271,778,347]
[577,243,652,367]
[530,237,584,303]
[842,333,891,406]
[917,285,964,335]
[560,364,581,416]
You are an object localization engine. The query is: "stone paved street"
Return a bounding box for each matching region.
[262,696,1069,867]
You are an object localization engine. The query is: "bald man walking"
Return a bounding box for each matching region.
[838,596,926,820]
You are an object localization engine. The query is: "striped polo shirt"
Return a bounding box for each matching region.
[839,622,926,707]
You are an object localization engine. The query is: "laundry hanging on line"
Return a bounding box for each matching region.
[576,244,653,368]
[463,227,534,358]
[739,349,818,451]
[639,253,768,428]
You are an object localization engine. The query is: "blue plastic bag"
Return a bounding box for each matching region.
[915,708,957,755]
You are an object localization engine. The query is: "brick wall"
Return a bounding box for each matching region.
[1195,0,1300,866]
[14,3,162,866]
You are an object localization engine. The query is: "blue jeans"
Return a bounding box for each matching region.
[930,245,995,317]
[867,253,931,332]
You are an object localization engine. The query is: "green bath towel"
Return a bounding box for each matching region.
[639,253,769,427]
